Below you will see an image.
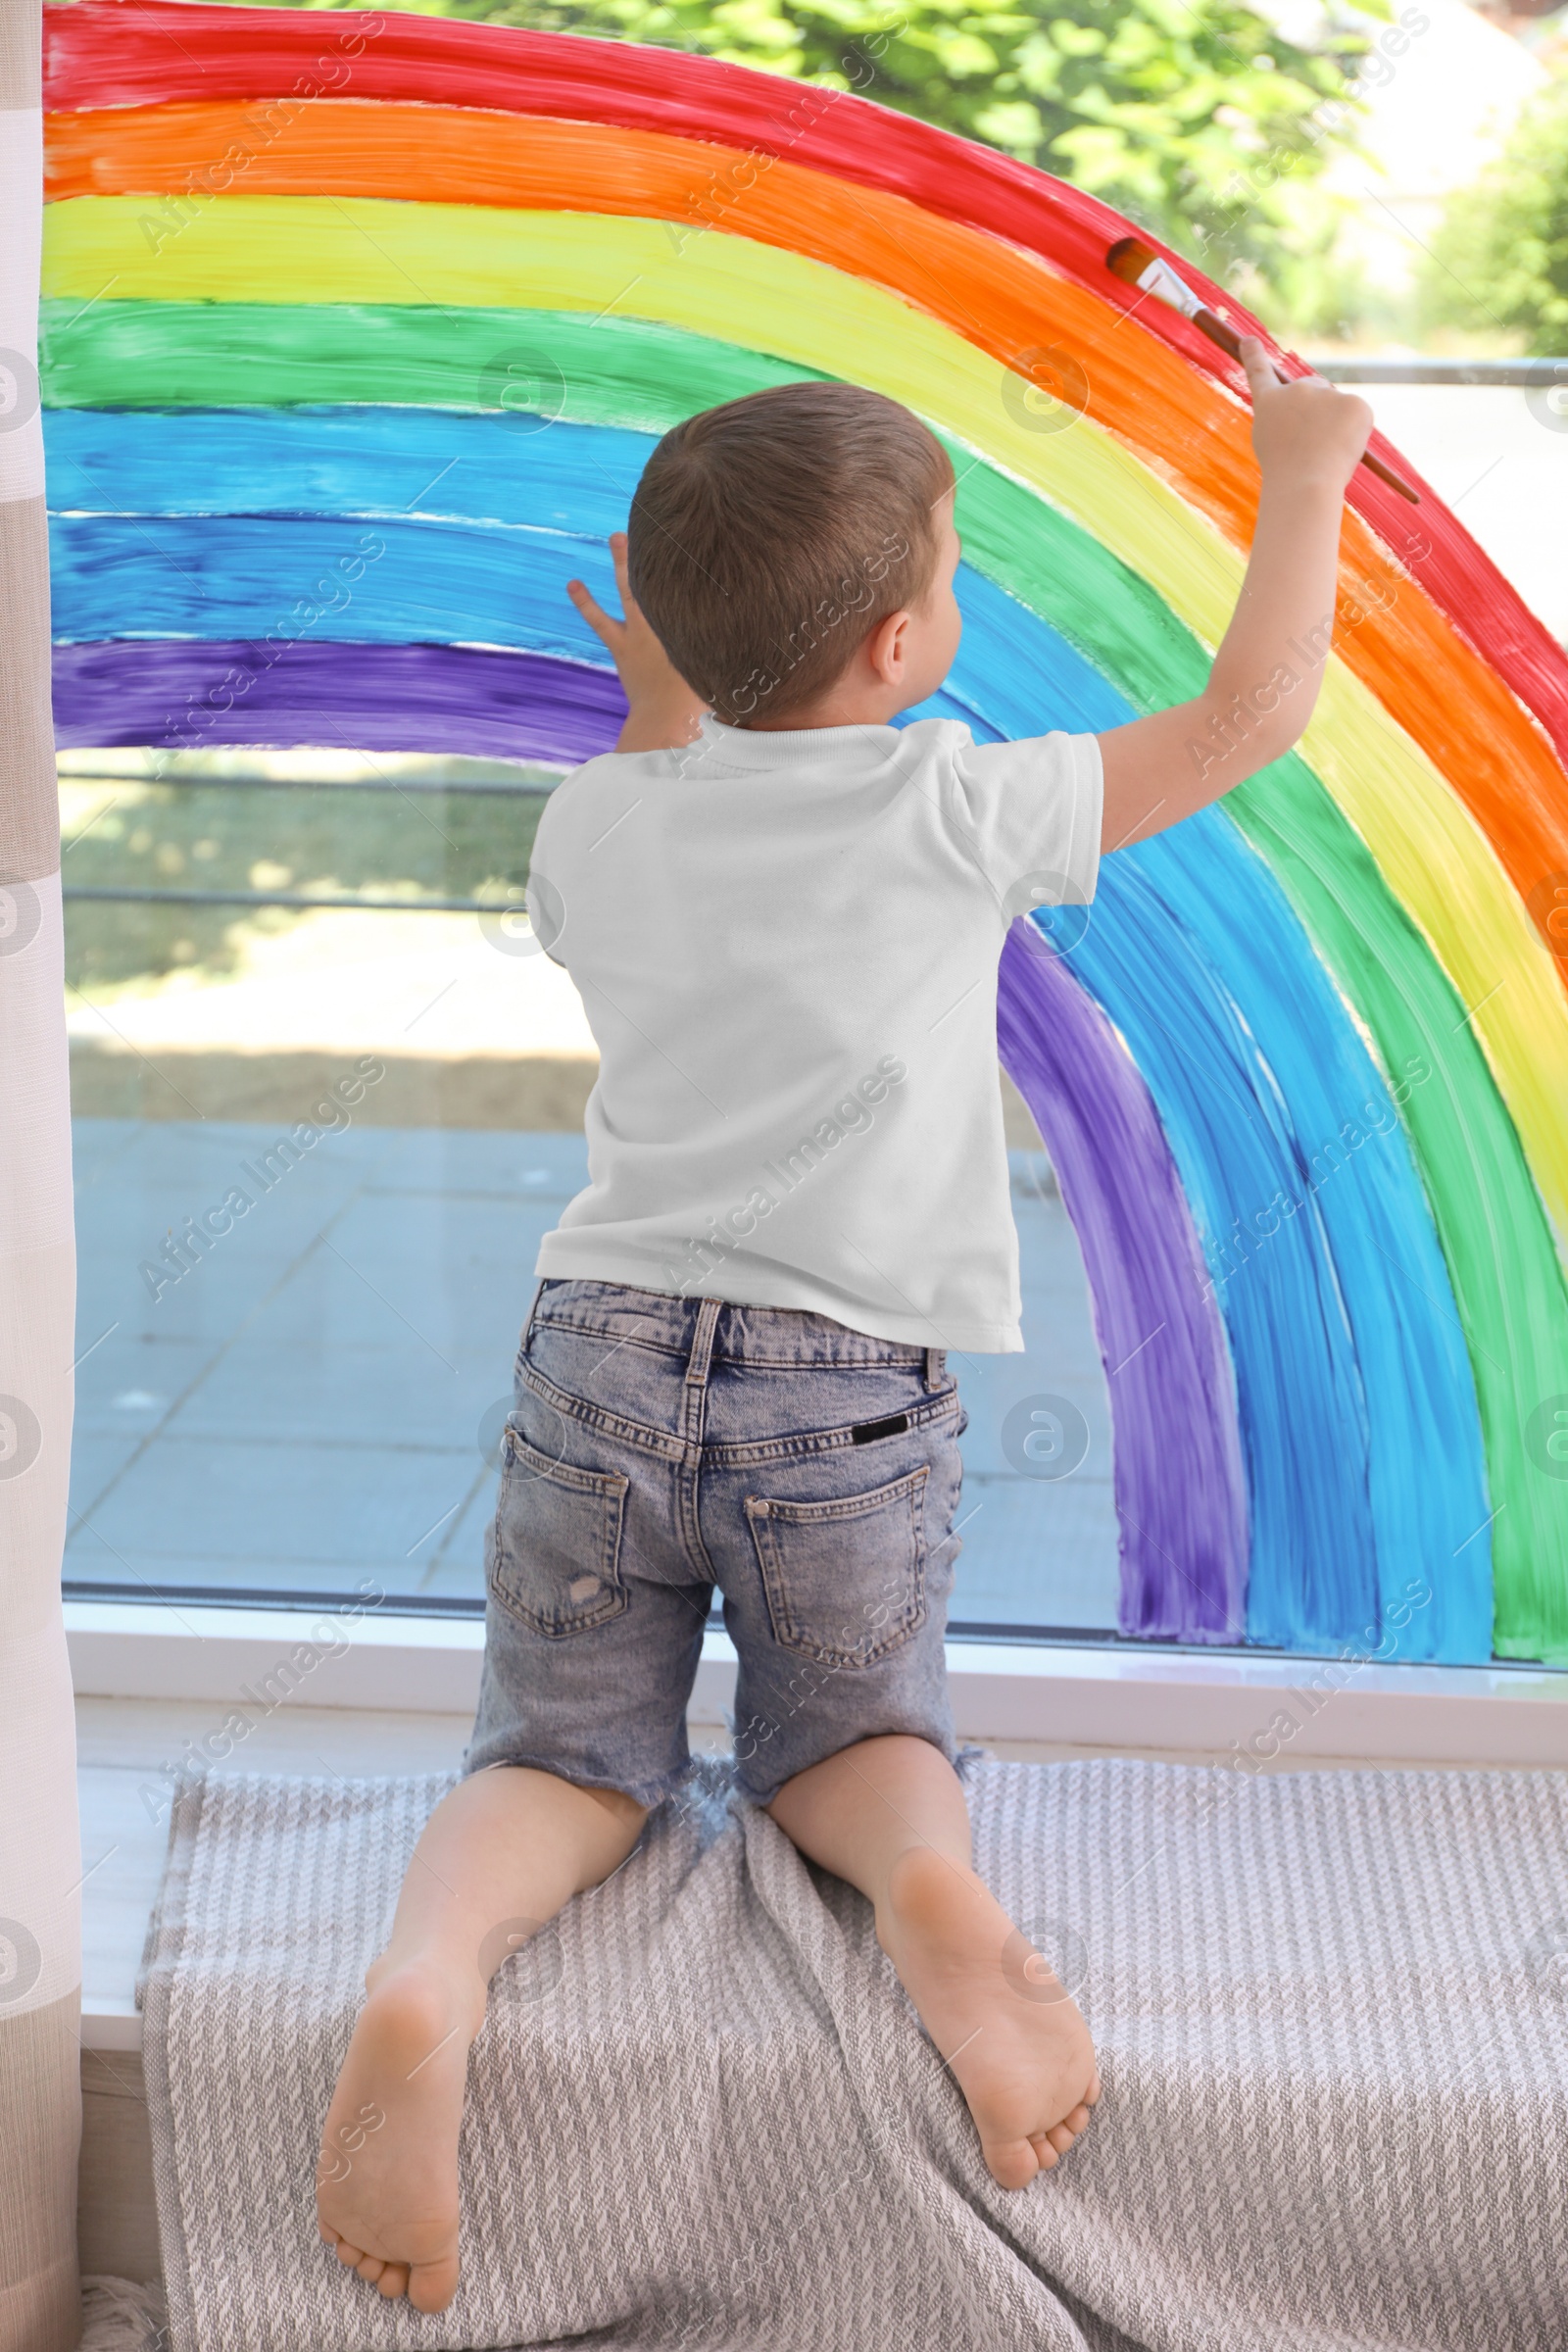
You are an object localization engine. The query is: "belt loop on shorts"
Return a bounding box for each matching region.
[519,1280,545,1356]
[685,1296,722,1388]
[923,1345,946,1392]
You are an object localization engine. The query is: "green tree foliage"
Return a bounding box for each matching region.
[279,0,1380,318]
[1422,65,1568,355]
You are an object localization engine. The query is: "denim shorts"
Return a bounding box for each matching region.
[466,1279,968,1806]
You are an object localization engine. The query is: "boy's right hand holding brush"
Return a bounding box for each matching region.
[1095,339,1374,851]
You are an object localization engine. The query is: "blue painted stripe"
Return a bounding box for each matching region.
[44,404,651,536]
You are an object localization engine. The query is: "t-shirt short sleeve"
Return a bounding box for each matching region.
[947,729,1102,921]
[523,795,571,965]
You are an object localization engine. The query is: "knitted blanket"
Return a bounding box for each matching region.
[139,1757,1568,2351]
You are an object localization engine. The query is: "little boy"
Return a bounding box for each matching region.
[317,349,1371,2310]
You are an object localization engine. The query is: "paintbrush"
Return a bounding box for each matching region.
[1106,237,1419,506]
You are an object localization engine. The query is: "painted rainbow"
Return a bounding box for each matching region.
[41,1,1568,1662]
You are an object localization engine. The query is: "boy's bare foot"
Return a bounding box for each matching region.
[315,1957,480,2313]
[877,1844,1101,2190]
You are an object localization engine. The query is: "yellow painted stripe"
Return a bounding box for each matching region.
[44,191,1568,1238]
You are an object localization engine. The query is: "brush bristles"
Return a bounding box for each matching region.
[1106,236,1157,285]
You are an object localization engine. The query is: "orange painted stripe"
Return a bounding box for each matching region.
[47,94,1568,940]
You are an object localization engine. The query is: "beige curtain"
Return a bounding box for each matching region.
[0,0,84,2342]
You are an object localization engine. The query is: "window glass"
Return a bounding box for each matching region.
[64,745,1116,1634]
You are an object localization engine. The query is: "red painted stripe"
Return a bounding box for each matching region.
[44,0,1568,769]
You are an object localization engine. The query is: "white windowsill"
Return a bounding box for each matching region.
[69,1602,1568,2053]
[66,1597,1568,1760]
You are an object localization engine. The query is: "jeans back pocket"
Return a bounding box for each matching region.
[745,1465,928,1669]
[489,1426,630,1639]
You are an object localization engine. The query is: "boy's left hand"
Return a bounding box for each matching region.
[567,531,709,754]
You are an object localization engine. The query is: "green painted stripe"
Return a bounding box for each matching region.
[1231,789,1568,1660]
[43,295,1568,1655]
[39,297,810,422]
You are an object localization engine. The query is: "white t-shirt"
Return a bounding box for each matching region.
[528,714,1102,1353]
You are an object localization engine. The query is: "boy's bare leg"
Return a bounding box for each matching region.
[316,1766,645,2313]
[767,1735,1099,2188]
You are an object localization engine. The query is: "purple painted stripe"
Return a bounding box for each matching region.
[998,921,1249,1641]
[51,638,627,764]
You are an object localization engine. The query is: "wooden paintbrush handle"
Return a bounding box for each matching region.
[1193,307,1420,506]
[1357,447,1422,505]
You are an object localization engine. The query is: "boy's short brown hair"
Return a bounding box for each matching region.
[626,382,955,727]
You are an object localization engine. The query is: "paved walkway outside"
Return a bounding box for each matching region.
[69,1121,1118,1630]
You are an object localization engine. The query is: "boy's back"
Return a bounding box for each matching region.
[532,713,1100,1350]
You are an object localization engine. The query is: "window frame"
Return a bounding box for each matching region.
[66,1600,1568,1768]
